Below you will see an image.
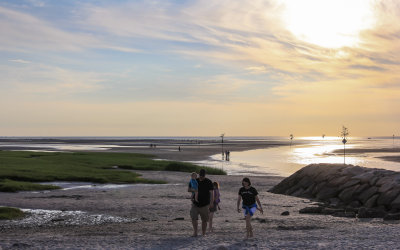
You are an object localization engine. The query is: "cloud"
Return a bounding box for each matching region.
[9,59,31,64]
[0,6,138,53]
[0,62,106,96]
[1,0,400,136]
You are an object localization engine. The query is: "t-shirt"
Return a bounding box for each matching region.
[189,177,213,207]
[238,186,258,206]
[189,179,198,190]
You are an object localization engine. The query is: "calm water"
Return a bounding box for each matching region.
[1,136,399,177]
[193,136,400,177]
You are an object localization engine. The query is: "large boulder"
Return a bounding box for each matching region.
[269,163,400,217]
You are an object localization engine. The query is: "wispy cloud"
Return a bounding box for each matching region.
[1,0,400,135]
[9,59,31,64]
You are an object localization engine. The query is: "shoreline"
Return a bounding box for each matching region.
[2,139,400,248]
[0,138,290,162]
[332,148,400,163]
[2,171,400,249]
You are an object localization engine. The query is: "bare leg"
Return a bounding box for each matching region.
[208,212,214,232]
[202,220,207,236]
[191,220,198,237]
[245,215,253,239]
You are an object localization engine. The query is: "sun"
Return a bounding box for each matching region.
[282,0,375,48]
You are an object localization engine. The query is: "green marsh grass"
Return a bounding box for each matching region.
[0,151,226,192]
[0,206,25,220]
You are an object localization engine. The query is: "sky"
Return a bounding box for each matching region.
[0,0,399,137]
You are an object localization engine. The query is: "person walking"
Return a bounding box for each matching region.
[188,169,214,237]
[208,181,221,233]
[237,177,263,239]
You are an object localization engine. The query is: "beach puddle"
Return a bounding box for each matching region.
[0,208,139,229]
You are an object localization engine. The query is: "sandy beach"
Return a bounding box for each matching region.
[1,140,400,249]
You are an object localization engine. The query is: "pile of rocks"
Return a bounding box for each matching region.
[269,164,400,219]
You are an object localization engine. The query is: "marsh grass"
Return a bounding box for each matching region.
[0,151,225,192]
[0,179,61,192]
[0,206,25,220]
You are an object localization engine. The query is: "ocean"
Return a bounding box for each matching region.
[191,136,400,176]
[1,136,399,177]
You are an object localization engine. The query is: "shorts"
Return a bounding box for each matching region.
[190,204,209,221]
[243,204,257,217]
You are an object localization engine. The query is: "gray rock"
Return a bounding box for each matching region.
[321,208,344,215]
[393,174,400,183]
[338,179,360,190]
[365,194,379,208]
[299,206,323,214]
[290,187,305,197]
[312,181,328,196]
[332,211,356,218]
[358,207,386,218]
[316,186,339,200]
[303,183,316,196]
[330,175,351,187]
[383,212,400,220]
[341,166,365,176]
[348,200,362,208]
[377,187,400,206]
[354,183,370,196]
[269,175,298,193]
[270,164,400,214]
[285,184,302,195]
[359,186,378,205]
[329,198,341,207]
[369,176,379,186]
[338,185,360,203]
[352,171,376,183]
[390,194,400,209]
[281,211,290,216]
[298,175,315,189]
[378,181,396,193]
[315,165,347,182]
[376,176,396,187]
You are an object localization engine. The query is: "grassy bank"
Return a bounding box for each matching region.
[0,179,61,192]
[0,207,25,220]
[0,151,226,192]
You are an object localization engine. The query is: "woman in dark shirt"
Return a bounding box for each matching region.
[237,177,263,239]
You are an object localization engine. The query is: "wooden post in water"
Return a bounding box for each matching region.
[290,134,294,147]
[220,133,225,160]
[341,126,349,165]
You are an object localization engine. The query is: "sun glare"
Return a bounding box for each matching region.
[282,0,375,48]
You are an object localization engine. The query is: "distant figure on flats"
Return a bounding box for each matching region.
[189,172,198,202]
[237,177,263,239]
[208,181,221,233]
[225,151,230,161]
[188,169,214,237]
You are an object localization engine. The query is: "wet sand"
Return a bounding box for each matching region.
[0,137,288,161]
[2,171,400,249]
[2,140,400,249]
[332,148,400,163]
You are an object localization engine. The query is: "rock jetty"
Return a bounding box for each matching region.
[269,164,400,219]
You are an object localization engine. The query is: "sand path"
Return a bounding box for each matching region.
[1,171,400,249]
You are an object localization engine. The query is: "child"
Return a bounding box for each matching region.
[208,181,221,232]
[237,177,263,239]
[189,172,198,202]
[213,182,221,210]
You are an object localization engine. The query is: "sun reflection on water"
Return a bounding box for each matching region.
[202,137,400,177]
